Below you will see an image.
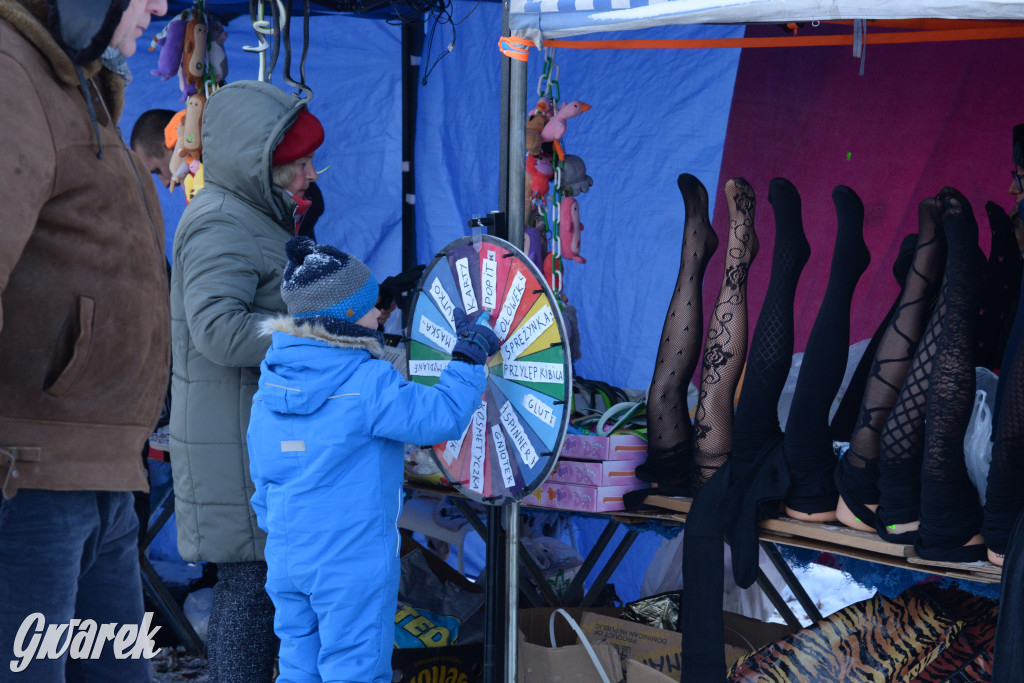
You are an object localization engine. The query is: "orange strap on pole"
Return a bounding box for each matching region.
[499,35,533,61]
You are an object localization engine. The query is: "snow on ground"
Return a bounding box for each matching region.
[149,559,872,681]
[768,562,877,627]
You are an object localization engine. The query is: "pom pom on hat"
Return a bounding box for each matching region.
[281,237,379,337]
[273,109,325,166]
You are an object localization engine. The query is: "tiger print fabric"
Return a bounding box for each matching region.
[910,590,996,683]
[729,585,997,682]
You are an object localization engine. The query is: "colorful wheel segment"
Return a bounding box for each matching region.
[407,235,572,504]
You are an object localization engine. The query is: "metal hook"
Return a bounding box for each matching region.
[264,0,284,83]
[281,0,314,101]
[243,0,270,81]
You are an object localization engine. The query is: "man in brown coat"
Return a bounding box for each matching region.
[0,0,169,680]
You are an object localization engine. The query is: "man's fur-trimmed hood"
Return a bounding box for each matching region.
[259,315,386,360]
[0,0,127,120]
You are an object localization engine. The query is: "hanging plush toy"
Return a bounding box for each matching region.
[166,109,204,201]
[179,93,206,160]
[525,95,556,224]
[559,196,585,264]
[523,225,544,272]
[181,15,208,94]
[541,100,591,160]
[560,155,593,197]
[526,154,554,196]
[149,10,191,80]
[206,21,229,83]
[525,96,553,158]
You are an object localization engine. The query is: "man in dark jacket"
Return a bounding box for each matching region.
[0,0,169,680]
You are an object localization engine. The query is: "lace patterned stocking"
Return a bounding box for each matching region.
[692,178,759,491]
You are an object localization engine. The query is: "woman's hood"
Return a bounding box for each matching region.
[201,80,307,225]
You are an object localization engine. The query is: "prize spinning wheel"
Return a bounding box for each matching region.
[407,235,572,504]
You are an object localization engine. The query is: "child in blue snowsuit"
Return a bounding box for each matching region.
[247,237,499,683]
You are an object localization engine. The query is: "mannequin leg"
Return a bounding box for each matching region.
[829,232,919,442]
[731,178,810,482]
[835,199,945,531]
[637,173,718,492]
[915,191,986,561]
[691,178,759,491]
[784,186,870,522]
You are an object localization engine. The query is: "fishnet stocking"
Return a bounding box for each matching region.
[732,178,810,480]
[692,178,759,491]
[916,193,985,559]
[838,199,946,512]
[830,232,919,442]
[638,173,718,488]
[876,290,944,533]
[876,202,958,533]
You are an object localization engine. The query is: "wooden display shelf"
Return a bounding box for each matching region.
[401,482,1002,585]
[642,494,1002,585]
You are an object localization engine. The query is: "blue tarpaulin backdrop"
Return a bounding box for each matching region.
[122,6,738,600]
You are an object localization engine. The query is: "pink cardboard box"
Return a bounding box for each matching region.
[524,482,635,512]
[547,459,642,487]
[560,433,648,462]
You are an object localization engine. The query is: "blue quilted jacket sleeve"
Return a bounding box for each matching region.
[360,359,486,445]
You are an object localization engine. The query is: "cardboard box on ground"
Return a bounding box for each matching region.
[518,607,794,682]
[392,532,484,682]
[626,659,675,683]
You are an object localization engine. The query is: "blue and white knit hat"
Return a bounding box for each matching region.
[281,237,379,336]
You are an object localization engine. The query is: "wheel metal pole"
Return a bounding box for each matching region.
[505,502,520,682]
[483,505,506,683]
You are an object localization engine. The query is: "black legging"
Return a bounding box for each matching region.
[206,561,279,683]
[781,185,870,514]
[682,180,868,682]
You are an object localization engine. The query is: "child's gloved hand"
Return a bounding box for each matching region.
[451,309,500,365]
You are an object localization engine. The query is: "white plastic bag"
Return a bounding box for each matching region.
[638,533,782,622]
[183,587,214,644]
[964,367,999,506]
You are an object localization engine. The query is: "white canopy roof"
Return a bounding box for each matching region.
[509,0,1024,45]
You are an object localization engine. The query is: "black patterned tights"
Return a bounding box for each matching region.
[637,174,718,492]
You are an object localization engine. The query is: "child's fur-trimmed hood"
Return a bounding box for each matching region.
[259,315,387,360]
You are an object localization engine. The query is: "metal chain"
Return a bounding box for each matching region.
[550,158,564,295]
[535,48,565,297]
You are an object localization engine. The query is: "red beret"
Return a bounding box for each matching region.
[272,109,325,166]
